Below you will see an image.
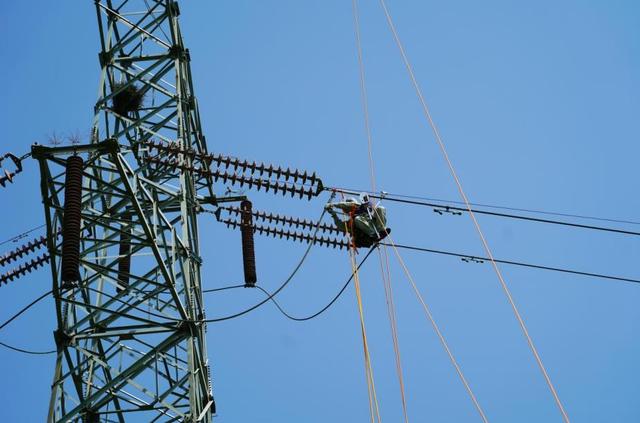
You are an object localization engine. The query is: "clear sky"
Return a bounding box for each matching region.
[1,1,639,422]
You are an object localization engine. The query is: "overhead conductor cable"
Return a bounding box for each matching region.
[0,290,56,355]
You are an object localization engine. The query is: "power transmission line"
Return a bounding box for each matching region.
[331,187,640,237]
[0,290,52,331]
[334,187,640,227]
[0,341,55,355]
[2,184,637,263]
[0,224,46,248]
[0,290,56,355]
[390,193,640,226]
[4,236,632,354]
[384,243,640,284]
[205,234,637,327]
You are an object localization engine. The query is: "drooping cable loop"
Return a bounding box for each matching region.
[250,247,375,321]
[202,200,333,323]
[0,290,52,331]
[0,341,56,355]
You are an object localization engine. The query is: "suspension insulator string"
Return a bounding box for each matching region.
[143,139,323,189]
[218,206,343,235]
[0,236,48,267]
[219,217,350,250]
[144,154,323,200]
[0,253,50,286]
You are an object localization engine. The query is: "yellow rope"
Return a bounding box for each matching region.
[377,1,569,421]
[344,215,382,422]
[350,247,382,422]
[352,0,377,192]
[378,247,409,422]
[387,234,489,423]
[352,0,409,420]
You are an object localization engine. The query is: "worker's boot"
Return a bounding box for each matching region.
[377,228,391,242]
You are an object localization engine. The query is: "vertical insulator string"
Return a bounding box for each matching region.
[117,213,132,293]
[240,200,257,287]
[61,155,84,287]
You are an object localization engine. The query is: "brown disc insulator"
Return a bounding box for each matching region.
[240,200,257,287]
[61,155,84,286]
[117,213,132,293]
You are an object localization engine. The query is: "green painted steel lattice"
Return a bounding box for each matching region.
[34,1,215,421]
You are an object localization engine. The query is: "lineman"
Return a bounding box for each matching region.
[325,193,390,248]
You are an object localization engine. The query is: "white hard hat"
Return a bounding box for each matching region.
[359,192,370,204]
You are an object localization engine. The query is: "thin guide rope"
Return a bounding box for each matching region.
[352,0,377,192]
[379,246,409,422]
[377,1,569,421]
[387,234,489,423]
[343,211,382,422]
[352,1,409,420]
[351,247,382,422]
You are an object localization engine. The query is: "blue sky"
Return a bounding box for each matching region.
[1,1,639,421]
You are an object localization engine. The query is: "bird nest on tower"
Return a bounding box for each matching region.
[111,82,145,116]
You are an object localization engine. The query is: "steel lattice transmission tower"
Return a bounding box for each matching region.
[32,1,216,421]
